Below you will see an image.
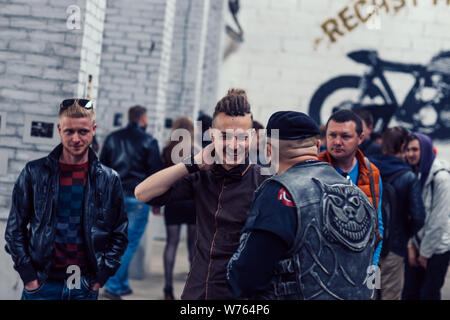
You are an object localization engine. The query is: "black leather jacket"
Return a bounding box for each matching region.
[100,122,163,196]
[4,144,128,286]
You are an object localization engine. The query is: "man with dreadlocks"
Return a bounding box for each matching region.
[135,89,268,300]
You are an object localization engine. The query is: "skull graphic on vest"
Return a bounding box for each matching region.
[313,178,375,252]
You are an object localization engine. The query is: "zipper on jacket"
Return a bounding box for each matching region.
[205,181,225,300]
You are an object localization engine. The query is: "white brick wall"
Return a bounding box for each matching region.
[191,0,211,119]
[164,0,225,124]
[218,0,450,148]
[0,0,87,220]
[96,0,169,140]
[164,0,199,121]
[199,0,225,115]
[76,0,106,101]
[153,0,177,142]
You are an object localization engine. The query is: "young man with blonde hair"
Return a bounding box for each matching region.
[5,99,128,300]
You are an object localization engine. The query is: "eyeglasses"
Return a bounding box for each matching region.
[59,99,94,110]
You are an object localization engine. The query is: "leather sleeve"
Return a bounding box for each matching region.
[97,172,129,285]
[146,138,163,177]
[99,135,112,168]
[227,230,288,299]
[4,164,37,284]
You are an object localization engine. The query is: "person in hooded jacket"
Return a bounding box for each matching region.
[370,127,425,300]
[402,132,450,300]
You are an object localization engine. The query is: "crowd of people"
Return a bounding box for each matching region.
[3,89,449,300]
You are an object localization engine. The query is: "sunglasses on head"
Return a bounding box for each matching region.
[60,99,94,110]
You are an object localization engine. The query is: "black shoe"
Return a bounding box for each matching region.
[163,286,175,300]
[103,289,122,300]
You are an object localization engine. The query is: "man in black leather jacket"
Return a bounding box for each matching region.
[4,99,128,300]
[100,105,162,299]
[370,127,425,300]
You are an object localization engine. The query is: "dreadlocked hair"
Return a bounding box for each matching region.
[212,88,252,119]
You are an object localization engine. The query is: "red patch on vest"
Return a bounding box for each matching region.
[278,188,295,207]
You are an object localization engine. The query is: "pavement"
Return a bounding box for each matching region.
[99,238,450,300]
[99,238,190,300]
[443,267,450,300]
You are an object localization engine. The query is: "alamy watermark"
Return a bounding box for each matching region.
[66,5,81,30]
[66,265,81,289]
[364,265,381,290]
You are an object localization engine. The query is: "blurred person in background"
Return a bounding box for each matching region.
[100,105,163,299]
[249,120,269,167]
[354,109,382,157]
[160,117,197,300]
[403,133,450,300]
[370,132,383,146]
[318,124,327,153]
[370,127,425,300]
[197,111,213,148]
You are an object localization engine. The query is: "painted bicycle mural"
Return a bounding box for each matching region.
[309,49,450,140]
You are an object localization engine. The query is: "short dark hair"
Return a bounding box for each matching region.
[319,125,326,139]
[354,109,374,128]
[325,109,363,136]
[252,120,264,130]
[212,88,252,126]
[128,105,147,123]
[371,132,382,140]
[406,132,419,146]
[197,112,213,133]
[381,127,409,155]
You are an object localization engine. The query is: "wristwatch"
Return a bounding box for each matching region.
[183,156,199,174]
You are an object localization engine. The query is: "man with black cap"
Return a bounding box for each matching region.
[227,111,377,300]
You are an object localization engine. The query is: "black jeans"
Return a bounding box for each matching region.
[402,251,450,300]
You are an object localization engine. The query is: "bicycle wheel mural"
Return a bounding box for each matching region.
[309,50,450,140]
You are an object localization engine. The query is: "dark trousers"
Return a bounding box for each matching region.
[402,251,450,300]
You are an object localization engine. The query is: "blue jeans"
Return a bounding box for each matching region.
[105,196,150,295]
[21,276,98,300]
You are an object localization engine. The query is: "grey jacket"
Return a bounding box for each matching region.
[412,158,450,258]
